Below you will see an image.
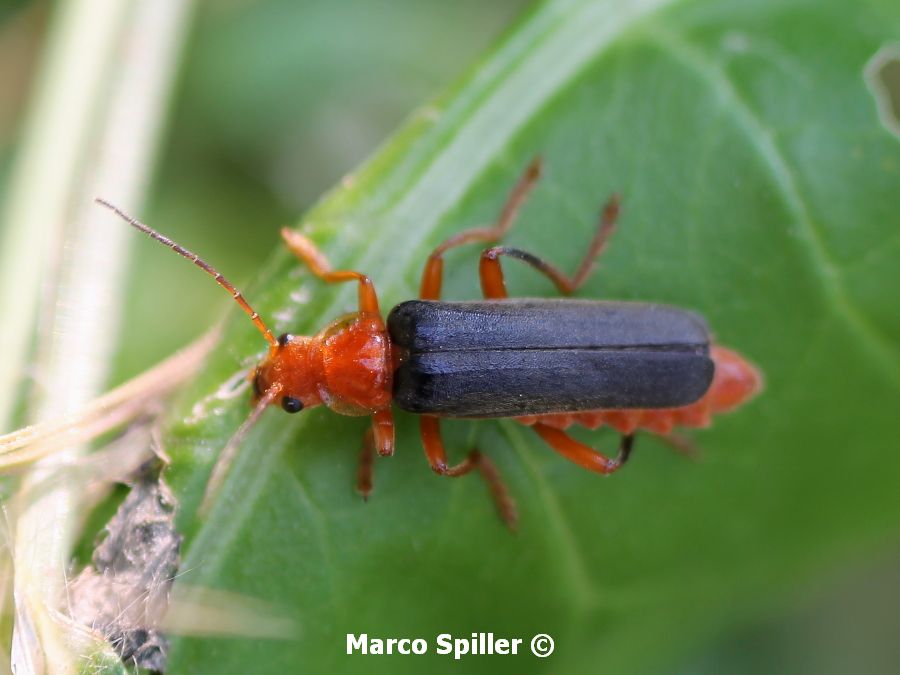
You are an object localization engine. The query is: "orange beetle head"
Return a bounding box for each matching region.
[252,333,322,414]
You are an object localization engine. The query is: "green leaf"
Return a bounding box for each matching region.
[162,0,900,672]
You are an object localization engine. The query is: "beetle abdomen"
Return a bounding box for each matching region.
[517,346,764,433]
[388,300,714,418]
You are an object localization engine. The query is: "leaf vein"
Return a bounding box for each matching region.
[646,25,900,386]
[500,421,599,612]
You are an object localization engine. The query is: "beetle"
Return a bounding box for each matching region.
[96,158,761,529]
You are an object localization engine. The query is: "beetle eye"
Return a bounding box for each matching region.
[281,396,303,413]
[277,333,291,347]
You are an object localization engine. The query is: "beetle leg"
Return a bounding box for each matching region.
[356,428,376,500]
[371,408,395,457]
[532,423,634,474]
[357,410,394,499]
[419,158,542,300]
[479,194,619,299]
[420,416,518,530]
[281,228,381,315]
[657,432,700,460]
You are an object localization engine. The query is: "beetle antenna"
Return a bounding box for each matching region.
[199,383,281,516]
[96,198,277,346]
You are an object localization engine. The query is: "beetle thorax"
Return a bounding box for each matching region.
[314,312,393,416]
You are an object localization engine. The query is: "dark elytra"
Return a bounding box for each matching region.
[388,300,714,417]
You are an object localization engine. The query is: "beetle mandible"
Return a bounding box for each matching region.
[97,159,762,529]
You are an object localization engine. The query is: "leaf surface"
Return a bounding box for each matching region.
[164,1,900,672]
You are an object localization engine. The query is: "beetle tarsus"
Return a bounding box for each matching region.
[418,157,543,301]
[532,423,631,475]
[656,432,700,460]
[420,417,516,530]
[470,449,518,532]
[617,433,635,467]
[356,428,376,500]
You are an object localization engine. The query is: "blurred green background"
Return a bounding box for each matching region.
[0,0,531,382]
[1,1,898,673]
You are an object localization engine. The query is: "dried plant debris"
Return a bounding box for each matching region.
[70,473,182,672]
